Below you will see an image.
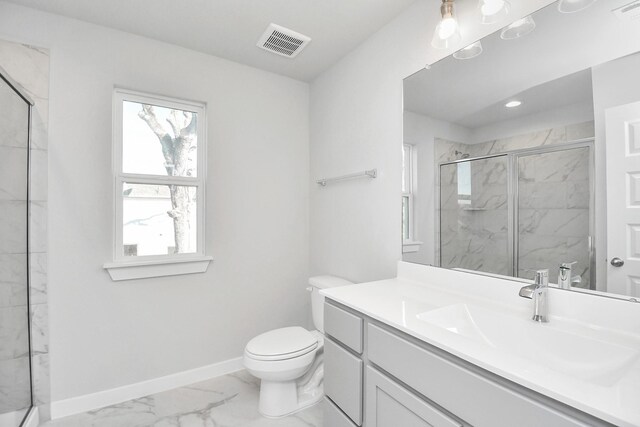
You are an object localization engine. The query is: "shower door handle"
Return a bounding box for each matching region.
[610,257,625,267]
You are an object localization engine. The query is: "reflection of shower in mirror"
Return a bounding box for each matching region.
[454,150,470,159]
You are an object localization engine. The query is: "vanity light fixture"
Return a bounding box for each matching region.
[558,0,598,13]
[500,15,536,40]
[478,0,511,24]
[505,100,522,108]
[453,41,483,60]
[431,0,462,49]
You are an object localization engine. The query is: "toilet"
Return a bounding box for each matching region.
[243,275,353,418]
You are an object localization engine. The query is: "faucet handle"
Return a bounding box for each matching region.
[560,261,577,269]
[533,269,549,287]
[522,268,548,281]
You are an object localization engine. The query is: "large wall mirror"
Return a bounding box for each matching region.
[402,0,640,300]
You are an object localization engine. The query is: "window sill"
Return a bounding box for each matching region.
[402,241,423,254]
[103,256,213,281]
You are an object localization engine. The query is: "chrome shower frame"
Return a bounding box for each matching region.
[0,66,36,427]
[438,138,596,288]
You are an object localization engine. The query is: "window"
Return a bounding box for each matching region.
[104,90,212,281]
[402,144,422,253]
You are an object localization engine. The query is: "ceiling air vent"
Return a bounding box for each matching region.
[613,0,640,21]
[257,23,311,58]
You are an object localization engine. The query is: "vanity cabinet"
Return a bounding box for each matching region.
[324,302,363,353]
[365,366,462,427]
[324,338,363,425]
[324,397,358,427]
[323,300,613,427]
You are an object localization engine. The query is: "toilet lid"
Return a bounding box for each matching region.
[245,327,318,360]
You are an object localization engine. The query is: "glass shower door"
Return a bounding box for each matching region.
[516,146,592,288]
[440,155,511,276]
[0,74,32,426]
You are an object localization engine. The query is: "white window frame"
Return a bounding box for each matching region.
[104,89,212,281]
[402,143,422,253]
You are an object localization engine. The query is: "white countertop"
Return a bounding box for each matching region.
[321,263,640,427]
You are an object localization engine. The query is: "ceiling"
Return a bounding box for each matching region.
[404,0,640,129]
[457,69,593,130]
[5,0,417,82]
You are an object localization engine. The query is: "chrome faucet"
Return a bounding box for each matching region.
[519,269,549,323]
[558,262,581,289]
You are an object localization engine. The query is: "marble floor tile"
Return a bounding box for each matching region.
[41,371,322,427]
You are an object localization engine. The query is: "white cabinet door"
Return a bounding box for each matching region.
[606,101,640,297]
[323,397,357,427]
[365,366,462,427]
[324,338,363,425]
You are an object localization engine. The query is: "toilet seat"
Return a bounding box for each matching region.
[245,326,318,361]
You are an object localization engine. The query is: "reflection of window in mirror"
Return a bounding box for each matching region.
[402,144,422,253]
[457,162,471,206]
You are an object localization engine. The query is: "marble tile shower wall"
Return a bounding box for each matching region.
[0,79,31,421]
[517,148,591,287]
[440,156,511,275]
[435,121,594,285]
[0,39,50,421]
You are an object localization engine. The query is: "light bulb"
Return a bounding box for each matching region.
[478,0,510,24]
[438,16,458,39]
[481,0,505,16]
[431,1,462,49]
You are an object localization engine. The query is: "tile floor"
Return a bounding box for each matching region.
[41,371,322,427]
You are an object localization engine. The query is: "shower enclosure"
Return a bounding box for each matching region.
[0,70,33,426]
[439,142,594,288]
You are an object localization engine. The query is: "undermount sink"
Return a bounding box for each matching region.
[417,304,640,386]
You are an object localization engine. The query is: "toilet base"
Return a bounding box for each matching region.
[258,357,324,418]
[258,380,324,418]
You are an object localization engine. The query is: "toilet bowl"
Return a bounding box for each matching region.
[244,327,324,417]
[243,275,353,418]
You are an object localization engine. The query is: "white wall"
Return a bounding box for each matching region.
[309,0,555,282]
[470,101,594,144]
[402,111,471,266]
[0,1,310,403]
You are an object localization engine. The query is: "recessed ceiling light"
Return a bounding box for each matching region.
[505,100,522,108]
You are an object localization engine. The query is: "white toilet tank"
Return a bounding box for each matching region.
[308,275,353,333]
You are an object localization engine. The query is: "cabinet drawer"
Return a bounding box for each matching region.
[323,396,357,427]
[324,302,363,353]
[366,366,462,427]
[367,324,594,427]
[325,337,363,425]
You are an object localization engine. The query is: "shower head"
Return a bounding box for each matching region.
[454,150,470,159]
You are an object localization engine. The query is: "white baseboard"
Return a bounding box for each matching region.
[24,406,39,427]
[0,406,38,427]
[50,356,243,420]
